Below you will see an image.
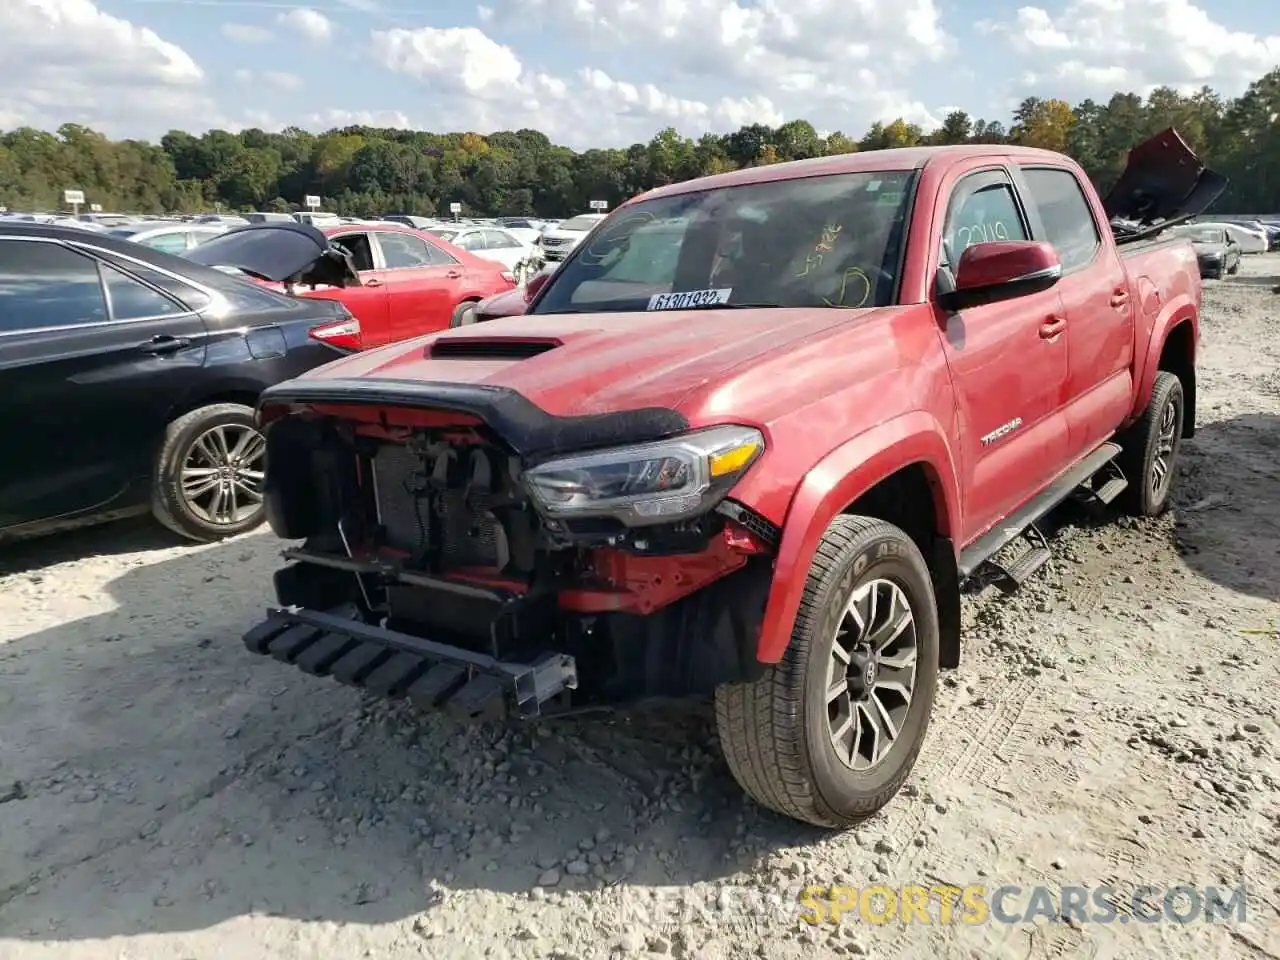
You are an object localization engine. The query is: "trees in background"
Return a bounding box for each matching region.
[4,69,1280,216]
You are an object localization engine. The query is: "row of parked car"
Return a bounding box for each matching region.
[0,208,611,274]
[0,207,612,547]
[1169,216,1280,279]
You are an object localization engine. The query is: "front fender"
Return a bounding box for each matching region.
[755,411,961,663]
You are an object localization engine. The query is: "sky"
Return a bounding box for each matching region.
[1,0,1279,150]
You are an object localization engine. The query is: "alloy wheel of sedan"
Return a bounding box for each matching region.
[826,578,918,771]
[179,423,266,526]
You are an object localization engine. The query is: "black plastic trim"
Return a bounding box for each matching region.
[258,377,689,460]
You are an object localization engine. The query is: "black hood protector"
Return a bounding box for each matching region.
[257,377,689,462]
[185,221,361,287]
[1104,128,1228,244]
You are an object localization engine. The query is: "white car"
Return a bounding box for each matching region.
[1194,221,1268,254]
[106,221,228,255]
[424,224,533,271]
[536,213,607,261]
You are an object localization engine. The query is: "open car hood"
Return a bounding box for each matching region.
[185,221,361,287]
[1104,128,1229,243]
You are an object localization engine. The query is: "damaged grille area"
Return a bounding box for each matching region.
[368,433,538,575]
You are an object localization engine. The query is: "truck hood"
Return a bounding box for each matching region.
[1104,127,1228,241]
[185,221,361,287]
[287,306,889,419]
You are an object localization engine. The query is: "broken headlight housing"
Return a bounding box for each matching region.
[522,425,765,526]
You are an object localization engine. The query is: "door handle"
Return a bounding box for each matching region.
[138,335,190,354]
[1039,315,1066,339]
[1110,290,1129,308]
[446,270,462,279]
[363,278,383,287]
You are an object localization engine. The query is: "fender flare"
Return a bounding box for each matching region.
[755,411,961,664]
[1130,295,1197,423]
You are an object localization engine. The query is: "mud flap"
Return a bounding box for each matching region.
[243,606,578,719]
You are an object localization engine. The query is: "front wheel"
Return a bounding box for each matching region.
[715,515,939,828]
[152,403,267,542]
[1116,370,1184,517]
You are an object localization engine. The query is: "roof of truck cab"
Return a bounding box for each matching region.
[635,143,1077,203]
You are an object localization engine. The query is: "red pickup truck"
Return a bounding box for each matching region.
[241,130,1223,828]
[188,221,515,350]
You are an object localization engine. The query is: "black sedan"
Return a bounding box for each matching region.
[0,222,356,544]
[1178,224,1242,279]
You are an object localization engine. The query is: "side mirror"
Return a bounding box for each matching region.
[524,267,553,301]
[938,240,1062,312]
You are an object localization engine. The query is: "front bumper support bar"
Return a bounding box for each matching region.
[242,606,578,719]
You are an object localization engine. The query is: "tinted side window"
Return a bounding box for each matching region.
[1021,167,1101,272]
[0,239,107,332]
[942,175,1029,268]
[101,263,185,320]
[94,253,210,311]
[379,232,436,268]
[419,235,455,266]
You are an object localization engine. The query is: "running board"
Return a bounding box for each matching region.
[985,525,1052,595]
[958,441,1123,580]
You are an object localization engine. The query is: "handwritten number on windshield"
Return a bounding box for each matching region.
[822,267,871,307]
[796,222,843,278]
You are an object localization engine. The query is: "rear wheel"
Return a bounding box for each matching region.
[152,403,267,542]
[1116,370,1184,517]
[715,515,939,828]
[450,301,478,327]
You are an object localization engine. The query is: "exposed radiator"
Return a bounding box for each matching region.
[370,442,506,568]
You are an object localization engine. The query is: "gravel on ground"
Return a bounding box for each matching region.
[2,256,1279,960]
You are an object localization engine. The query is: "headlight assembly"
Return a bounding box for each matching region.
[522,424,765,526]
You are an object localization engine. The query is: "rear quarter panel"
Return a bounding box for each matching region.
[1122,237,1200,422]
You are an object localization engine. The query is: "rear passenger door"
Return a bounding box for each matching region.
[0,237,209,529]
[373,231,460,341]
[933,167,1072,543]
[1015,164,1133,457]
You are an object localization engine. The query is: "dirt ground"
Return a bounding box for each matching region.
[2,256,1279,960]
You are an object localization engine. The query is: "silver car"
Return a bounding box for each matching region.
[106,221,228,255]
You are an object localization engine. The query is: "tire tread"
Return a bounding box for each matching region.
[716,515,933,828]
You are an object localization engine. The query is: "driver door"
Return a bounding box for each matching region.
[933,166,1071,544]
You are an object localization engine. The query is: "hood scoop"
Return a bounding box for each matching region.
[429,336,562,360]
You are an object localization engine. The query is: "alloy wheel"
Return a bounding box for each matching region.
[179,423,266,526]
[1150,394,1180,499]
[826,578,918,770]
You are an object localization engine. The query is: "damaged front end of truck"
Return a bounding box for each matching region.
[243,374,780,720]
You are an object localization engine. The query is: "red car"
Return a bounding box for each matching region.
[241,130,1221,828]
[189,222,515,350]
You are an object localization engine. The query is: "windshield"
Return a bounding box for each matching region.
[559,215,602,232]
[428,228,458,242]
[1183,227,1226,244]
[533,171,916,314]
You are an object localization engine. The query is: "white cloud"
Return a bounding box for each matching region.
[477,5,494,23]
[371,24,789,146]
[0,0,218,136]
[221,22,273,44]
[277,8,333,46]
[988,0,1280,100]
[480,0,951,135]
[308,108,414,130]
[373,26,522,95]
